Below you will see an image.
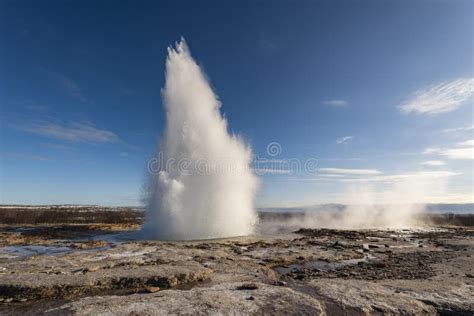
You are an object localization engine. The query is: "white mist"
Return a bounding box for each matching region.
[142,39,258,240]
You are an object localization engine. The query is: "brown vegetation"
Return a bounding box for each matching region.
[0,206,144,225]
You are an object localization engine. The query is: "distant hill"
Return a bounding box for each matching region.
[424,203,474,214]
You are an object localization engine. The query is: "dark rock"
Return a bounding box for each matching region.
[236,283,259,290]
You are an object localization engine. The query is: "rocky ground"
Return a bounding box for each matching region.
[0,223,472,315]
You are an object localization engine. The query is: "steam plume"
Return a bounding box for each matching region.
[142,39,258,240]
[258,176,446,234]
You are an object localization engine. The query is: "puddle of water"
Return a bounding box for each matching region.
[13,227,37,233]
[275,254,375,275]
[0,244,114,259]
[0,245,73,258]
[92,230,140,242]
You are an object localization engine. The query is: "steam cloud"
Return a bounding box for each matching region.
[258,176,446,234]
[142,39,258,240]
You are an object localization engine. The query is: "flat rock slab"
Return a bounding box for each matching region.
[309,278,474,315]
[48,282,324,315]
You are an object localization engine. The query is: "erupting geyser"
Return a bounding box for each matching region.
[142,39,258,240]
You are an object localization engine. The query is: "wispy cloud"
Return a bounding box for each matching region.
[40,142,76,151]
[254,168,291,175]
[354,171,460,183]
[421,160,445,166]
[336,136,354,144]
[42,69,87,103]
[318,157,362,162]
[423,144,474,160]
[322,99,349,107]
[318,168,381,176]
[16,120,121,144]
[423,147,442,155]
[441,147,474,160]
[398,78,474,114]
[24,103,50,113]
[308,170,459,183]
[0,152,49,161]
[57,75,87,102]
[302,169,460,184]
[442,125,474,133]
[458,139,474,147]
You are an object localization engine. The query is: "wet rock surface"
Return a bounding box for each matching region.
[0,224,473,315]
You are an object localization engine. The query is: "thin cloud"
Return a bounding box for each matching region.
[423,147,442,155]
[423,146,474,160]
[318,157,362,161]
[42,69,87,102]
[442,125,474,133]
[398,78,474,115]
[0,152,49,161]
[308,170,459,183]
[25,103,50,113]
[40,142,76,151]
[16,120,121,144]
[322,99,349,107]
[336,136,354,144]
[421,160,445,166]
[458,139,474,147]
[254,168,291,175]
[442,147,474,160]
[57,74,87,102]
[349,171,460,183]
[302,170,460,184]
[318,168,381,176]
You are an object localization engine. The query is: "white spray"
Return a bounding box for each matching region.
[142,39,258,240]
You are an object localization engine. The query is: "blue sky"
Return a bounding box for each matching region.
[1,0,473,206]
